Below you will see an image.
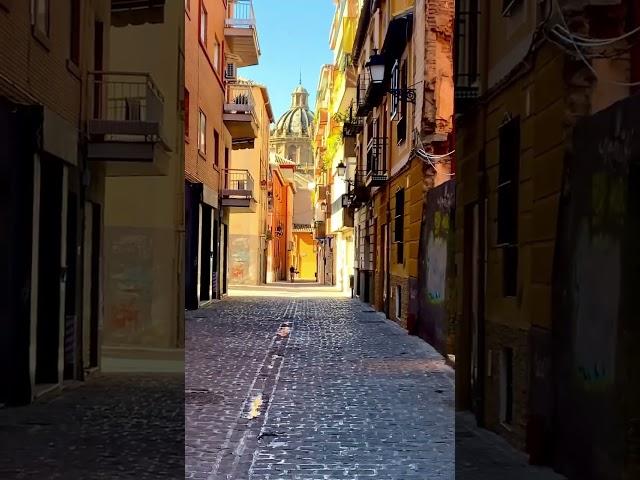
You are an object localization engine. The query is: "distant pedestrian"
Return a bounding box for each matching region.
[289,265,295,283]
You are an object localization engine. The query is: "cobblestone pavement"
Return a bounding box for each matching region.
[186,292,455,479]
[0,373,184,479]
[455,412,567,480]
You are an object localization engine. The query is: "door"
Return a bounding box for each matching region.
[89,203,101,368]
[35,156,66,386]
[63,192,78,380]
[199,205,212,302]
[382,224,389,316]
[212,217,219,298]
[82,202,93,370]
[461,202,486,420]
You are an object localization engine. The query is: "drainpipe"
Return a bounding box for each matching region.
[632,0,640,94]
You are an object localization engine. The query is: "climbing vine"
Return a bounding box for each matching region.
[323,133,342,171]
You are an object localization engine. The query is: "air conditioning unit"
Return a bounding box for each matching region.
[225,62,237,81]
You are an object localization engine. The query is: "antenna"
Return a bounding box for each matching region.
[299,67,302,85]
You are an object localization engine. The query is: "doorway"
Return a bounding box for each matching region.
[89,203,101,368]
[35,156,65,386]
[199,205,212,303]
[461,201,486,421]
[63,191,78,380]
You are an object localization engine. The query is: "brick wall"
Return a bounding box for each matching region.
[184,0,229,192]
[0,1,110,124]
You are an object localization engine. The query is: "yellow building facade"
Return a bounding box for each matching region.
[312,0,360,291]
[227,81,274,285]
[349,0,453,324]
[453,1,640,477]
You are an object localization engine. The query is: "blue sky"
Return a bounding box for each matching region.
[241,0,336,121]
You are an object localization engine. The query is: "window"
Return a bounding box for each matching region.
[395,285,402,319]
[500,348,514,424]
[198,109,206,153]
[394,188,405,264]
[390,60,400,119]
[497,117,520,297]
[199,2,207,46]
[183,88,190,138]
[69,0,81,65]
[213,37,220,71]
[214,130,220,166]
[455,0,480,100]
[31,0,50,37]
[397,60,408,144]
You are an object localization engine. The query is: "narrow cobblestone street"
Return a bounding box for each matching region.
[186,285,455,479]
[0,374,184,479]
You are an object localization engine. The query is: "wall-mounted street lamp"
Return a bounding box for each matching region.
[336,161,347,177]
[365,49,416,104]
[366,50,386,86]
[320,201,327,213]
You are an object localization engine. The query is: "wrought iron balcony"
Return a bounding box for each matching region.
[86,71,170,174]
[349,171,370,207]
[221,169,256,212]
[454,0,480,111]
[225,0,260,67]
[224,83,259,149]
[355,64,386,118]
[365,137,388,187]
[87,71,164,138]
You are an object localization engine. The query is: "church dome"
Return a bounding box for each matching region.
[273,84,314,138]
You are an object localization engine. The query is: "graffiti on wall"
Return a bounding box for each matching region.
[550,94,640,478]
[105,231,153,345]
[416,180,455,355]
[229,236,253,284]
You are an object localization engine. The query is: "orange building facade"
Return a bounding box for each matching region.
[184,0,261,307]
[267,157,295,282]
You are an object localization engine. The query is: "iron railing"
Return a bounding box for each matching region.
[225,83,255,113]
[226,0,256,28]
[454,0,480,100]
[222,169,254,197]
[88,71,164,125]
[366,136,387,177]
[355,72,370,117]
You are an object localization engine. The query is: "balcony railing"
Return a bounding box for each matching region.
[339,102,364,138]
[226,0,256,28]
[365,137,388,187]
[454,0,480,104]
[222,169,254,197]
[225,83,256,116]
[355,73,370,117]
[88,71,164,139]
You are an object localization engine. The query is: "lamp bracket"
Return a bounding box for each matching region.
[389,88,416,104]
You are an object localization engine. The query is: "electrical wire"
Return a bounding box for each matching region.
[414,148,456,176]
[553,23,640,46]
[550,0,640,87]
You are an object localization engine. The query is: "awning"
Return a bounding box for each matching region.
[381,12,414,65]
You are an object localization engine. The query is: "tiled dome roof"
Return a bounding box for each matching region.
[273,85,314,138]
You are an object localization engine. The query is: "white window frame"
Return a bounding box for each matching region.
[198,109,207,154]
